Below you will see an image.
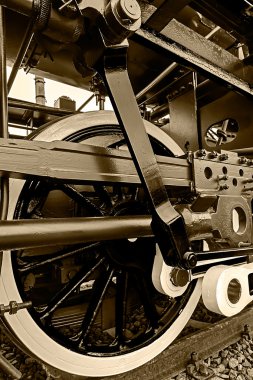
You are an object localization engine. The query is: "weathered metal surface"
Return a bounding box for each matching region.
[167,72,200,152]
[0,138,191,186]
[144,0,191,32]
[192,150,253,195]
[191,0,253,43]
[159,19,251,82]
[133,28,253,98]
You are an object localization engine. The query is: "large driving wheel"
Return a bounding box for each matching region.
[0,111,201,378]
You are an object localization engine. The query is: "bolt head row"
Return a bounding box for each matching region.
[239,157,253,166]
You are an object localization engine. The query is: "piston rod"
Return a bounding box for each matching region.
[1,217,253,269]
[0,216,153,250]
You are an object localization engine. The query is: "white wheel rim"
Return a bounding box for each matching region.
[0,111,201,377]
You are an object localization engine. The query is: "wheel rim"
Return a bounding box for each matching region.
[1,111,201,377]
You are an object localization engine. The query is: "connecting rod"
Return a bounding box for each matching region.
[96,46,196,269]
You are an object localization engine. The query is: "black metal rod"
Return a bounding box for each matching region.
[76,94,95,112]
[0,6,9,222]
[136,62,177,102]
[7,20,34,93]
[8,123,34,132]
[0,352,22,379]
[196,247,253,261]
[0,216,153,250]
[0,6,7,138]
[8,97,74,115]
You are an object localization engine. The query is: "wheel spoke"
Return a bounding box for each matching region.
[115,271,128,346]
[107,138,125,149]
[93,185,112,208]
[77,265,114,345]
[134,273,159,330]
[58,183,103,216]
[23,181,52,219]
[18,242,101,273]
[39,256,105,320]
[113,184,123,201]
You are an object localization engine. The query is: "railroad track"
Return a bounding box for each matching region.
[1,304,253,379]
[82,305,253,380]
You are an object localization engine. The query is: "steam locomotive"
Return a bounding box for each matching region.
[0,0,253,377]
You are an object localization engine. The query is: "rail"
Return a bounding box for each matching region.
[91,305,253,380]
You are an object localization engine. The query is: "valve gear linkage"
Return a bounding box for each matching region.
[76,0,197,269]
[95,47,196,270]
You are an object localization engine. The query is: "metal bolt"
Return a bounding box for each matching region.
[219,184,229,190]
[197,149,206,158]
[170,268,190,287]
[208,151,218,159]
[219,153,228,161]
[9,301,18,315]
[239,156,248,165]
[242,186,253,192]
[116,0,141,23]
[183,252,197,269]
[244,324,252,339]
[191,352,199,363]
[0,301,32,316]
[218,174,228,180]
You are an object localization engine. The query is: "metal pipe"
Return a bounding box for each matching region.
[77,94,95,112]
[0,6,9,222]
[8,97,74,115]
[35,75,46,105]
[8,123,34,132]
[0,352,22,379]
[0,216,153,250]
[136,26,221,105]
[136,62,177,102]
[99,95,105,110]
[0,7,8,140]
[7,20,34,93]
[233,147,253,155]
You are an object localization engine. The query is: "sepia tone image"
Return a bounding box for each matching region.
[0,0,253,379]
